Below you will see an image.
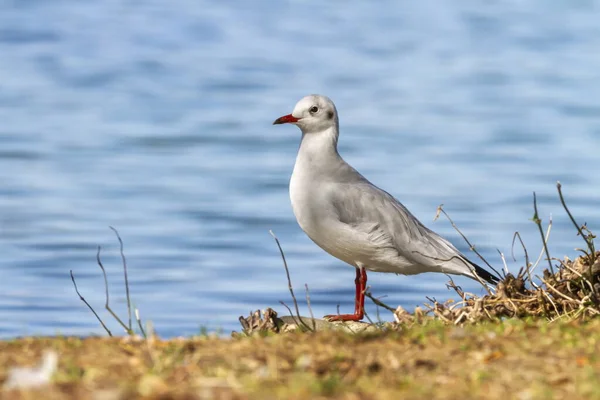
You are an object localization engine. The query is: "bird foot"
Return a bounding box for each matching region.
[324,313,363,322]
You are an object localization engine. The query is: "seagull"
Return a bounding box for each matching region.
[273,94,499,322]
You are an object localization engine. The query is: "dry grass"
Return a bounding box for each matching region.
[2,319,600,399]
[409,251,600,326]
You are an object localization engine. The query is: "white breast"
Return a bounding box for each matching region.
[289,161,317,235]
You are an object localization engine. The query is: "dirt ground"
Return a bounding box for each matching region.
[1,318,600,400]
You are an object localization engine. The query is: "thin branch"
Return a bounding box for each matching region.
[109,226,132,331]
[279,301,297,323]
[304,284,317,332]
[496,249,509,277]
[280,301,312,332]
[270,230,313,332]
[445,274,467,301]
[363,308,375,325]
[557,182,598,300]
[365,291,396,313]
[531,214,553,275]
[97,246,110,310]
[541,277,579,304]
[557,181,596,262]
[135,308,147,339]
[512,232,534,287]
[532,192,554,275]
[96,246,132,334]
[540,289,560,319]
[372,292,385,326]
[70,270,112,336]
[434,204,503,280]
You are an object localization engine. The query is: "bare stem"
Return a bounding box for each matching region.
[363,309,375,326]
[70,270,112,336]
[512,232,533,286]
[135,308,147,339]
[435,204,503,280]
[532,215,553,275]
[532,192,554,276]
[497,249,509,276]
[96,246,133,335]
[279,301,312,332]
[109,226,132,331]
[304,284,317,332]
[557,182,596,263]
[270,230,314,332]
[365,291,396,313]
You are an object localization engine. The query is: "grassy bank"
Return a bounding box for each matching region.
[2,318,600,399]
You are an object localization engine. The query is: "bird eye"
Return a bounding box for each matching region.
[309,106,319,114]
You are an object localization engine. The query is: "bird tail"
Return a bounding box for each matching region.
[466,258,500,285]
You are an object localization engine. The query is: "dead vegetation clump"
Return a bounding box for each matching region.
[416,251,600,327]
[416,182,599,326]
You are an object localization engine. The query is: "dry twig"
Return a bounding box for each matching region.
[270,230,314,332]
[70,270,113,336]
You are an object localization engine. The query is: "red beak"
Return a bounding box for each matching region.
[273,114,300,125]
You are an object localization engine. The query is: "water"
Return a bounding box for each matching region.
[1,1,600,338]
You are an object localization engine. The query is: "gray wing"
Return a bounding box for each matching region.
[328,178,476,277]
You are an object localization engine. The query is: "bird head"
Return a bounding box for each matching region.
[273,94,338,134]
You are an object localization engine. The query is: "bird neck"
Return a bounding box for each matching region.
[296,126,342,170]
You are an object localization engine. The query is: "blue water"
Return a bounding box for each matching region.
[1,1,600,338]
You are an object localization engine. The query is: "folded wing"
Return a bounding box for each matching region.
[329,180,479,278]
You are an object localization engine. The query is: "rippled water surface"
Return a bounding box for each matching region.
[2,1,600,337]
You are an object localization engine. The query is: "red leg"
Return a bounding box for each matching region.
[325,267,367,322]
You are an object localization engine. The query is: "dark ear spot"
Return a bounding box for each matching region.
[327,111,334,119]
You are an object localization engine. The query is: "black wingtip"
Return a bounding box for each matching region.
[473,264,500,285]
[464,258,500,285]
